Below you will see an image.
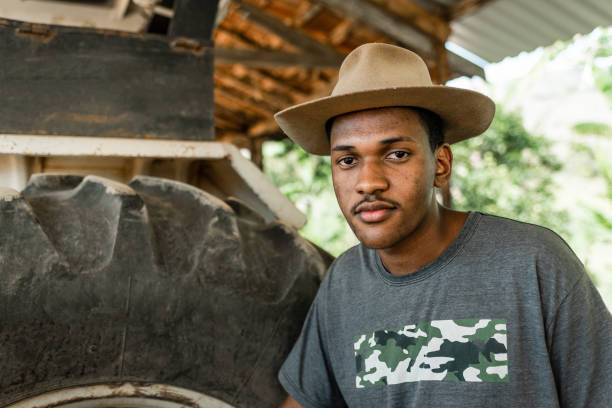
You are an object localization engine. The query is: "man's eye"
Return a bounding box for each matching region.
[387,151,409,160]
[338,157,356,166]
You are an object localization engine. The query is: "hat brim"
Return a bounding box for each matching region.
[274,86,495,155]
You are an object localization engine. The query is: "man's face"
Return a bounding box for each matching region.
[329,107,440,250]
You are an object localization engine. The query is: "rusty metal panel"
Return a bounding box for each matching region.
[0,18,214,140]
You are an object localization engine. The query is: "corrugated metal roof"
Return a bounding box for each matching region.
[448,0,612,62]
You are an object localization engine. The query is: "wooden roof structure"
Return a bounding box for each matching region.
[212,0,490,165]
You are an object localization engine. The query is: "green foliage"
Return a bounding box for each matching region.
[593,64,612,106]
[263,138,331,197]
[263,139,358,256]
[572,122,612,137]
[592,28,612,106]
[586,153,612,235]
[594,68,612,102]
[593,210,612,231]
[451,106,567,236]
[599,155,612,202]
[595,28,612,58]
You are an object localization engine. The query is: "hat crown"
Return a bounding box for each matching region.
[332,43,433,96]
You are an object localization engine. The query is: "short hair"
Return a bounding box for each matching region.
[410,107,445,152]
[325,107,445,153]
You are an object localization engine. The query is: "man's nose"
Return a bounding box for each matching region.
[355,160,389,194]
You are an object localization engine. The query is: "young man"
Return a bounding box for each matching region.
[273,43,611,408]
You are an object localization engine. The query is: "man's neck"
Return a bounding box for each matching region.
[376,206,468,276]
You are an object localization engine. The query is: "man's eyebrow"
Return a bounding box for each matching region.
[331,145,355,152]
[331,136,415,152]
[380,136,416,145]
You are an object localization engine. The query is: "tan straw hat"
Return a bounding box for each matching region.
[274,42,495,155]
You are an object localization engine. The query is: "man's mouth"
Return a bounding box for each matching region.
[354,202,396,223]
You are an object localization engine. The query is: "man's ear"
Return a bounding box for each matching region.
[433,143,453,188]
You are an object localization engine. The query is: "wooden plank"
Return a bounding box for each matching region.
[314,0,433,54]
[447,0,496,20]
[295,2,324,27]
[215,117,244,133]
[214,88,275,119]
[169,0,219,40]
[330,19,354,45]
[231,0,343,63]
[220,64,309,100]
[247,120,281,138]
[251,137,264,169]
[433,40,450,84]
[217,132,251,149]
[215,71,292,110]
[215,26,339,69]
[313,0,484,78]
[214,47,341,68]
[0,18,214,140]
[371,0,450,42]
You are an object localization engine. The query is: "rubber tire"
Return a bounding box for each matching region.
[0,174,329,407]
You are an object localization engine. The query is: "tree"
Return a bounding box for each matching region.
[451,106,568,236]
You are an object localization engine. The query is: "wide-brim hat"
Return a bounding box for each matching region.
[274,43,495,155]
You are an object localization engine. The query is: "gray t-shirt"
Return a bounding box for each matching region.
[278,212,612,407]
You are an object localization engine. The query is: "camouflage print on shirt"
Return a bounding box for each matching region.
[354,318,508,388]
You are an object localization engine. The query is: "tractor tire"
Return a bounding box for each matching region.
[0,174,328,407]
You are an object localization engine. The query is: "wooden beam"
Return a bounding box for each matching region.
[216,132,251,149]
[215,0,232,29]
[314,0,431,54]
[214,87,275,119]
[313,0,484,78]
[169,0,219,40]
[214,72,289,112]
[214,115,244,132]
[220,64,310,100]
[370,0,450,42]
[433,40,449,84]
[231,0,342,64]
[215,24,339,70]
[295,2,324,27]
[330,19,354,46]
[214,47,341,68]
[250,137,264,169]
[447,0,496,20]
[247,120,280,138]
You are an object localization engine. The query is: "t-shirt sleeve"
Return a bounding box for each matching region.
[546,271,612,408]
[278,279,346,408]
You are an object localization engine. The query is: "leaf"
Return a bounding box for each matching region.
[573,122,612,137]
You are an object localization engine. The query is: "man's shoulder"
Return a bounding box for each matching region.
[474,212,584,276]
[476,212,574,253]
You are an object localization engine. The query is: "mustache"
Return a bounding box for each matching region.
[351,194,401,214]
